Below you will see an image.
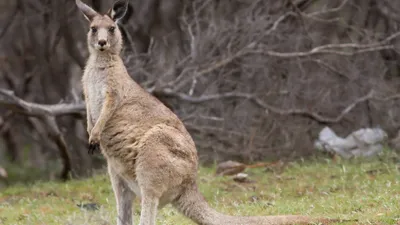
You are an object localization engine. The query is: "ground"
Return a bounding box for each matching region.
[0,152,399,225]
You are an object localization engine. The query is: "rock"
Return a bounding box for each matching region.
[0,167,7,178]
[314,126,388,159]
[233,173,253,183]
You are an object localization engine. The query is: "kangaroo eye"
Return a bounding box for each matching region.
[91,27,97,33]
[109,26,115,33]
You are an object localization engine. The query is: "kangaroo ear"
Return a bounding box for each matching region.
[107,0,129,23]
[76,0,98,21]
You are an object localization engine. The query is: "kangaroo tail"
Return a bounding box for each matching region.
[173,182,336,225]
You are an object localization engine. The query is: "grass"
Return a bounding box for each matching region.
[0,152,399,225]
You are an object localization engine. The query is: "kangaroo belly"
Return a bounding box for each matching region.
[88,85,105,123]
[84,70,107,124]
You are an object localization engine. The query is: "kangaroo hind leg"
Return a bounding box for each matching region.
[108,165,135,225]
[138,189,159,225]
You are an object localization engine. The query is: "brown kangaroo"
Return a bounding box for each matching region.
[76,0,334,224]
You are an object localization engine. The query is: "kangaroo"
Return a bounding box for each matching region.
[76,0,334,224]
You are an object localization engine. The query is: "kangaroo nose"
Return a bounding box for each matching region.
[98,40,107,47]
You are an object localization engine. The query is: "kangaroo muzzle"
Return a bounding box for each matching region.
[95,29,110,51]
[98,40,107,47]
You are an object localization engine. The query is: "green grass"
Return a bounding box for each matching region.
[0,152,399,225]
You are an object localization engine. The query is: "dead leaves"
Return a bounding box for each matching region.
[215,160,284,186]
[216,160,246,176]
[216,160,283,176]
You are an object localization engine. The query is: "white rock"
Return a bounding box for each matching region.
[314,126,388,159]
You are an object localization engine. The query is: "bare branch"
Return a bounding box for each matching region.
[170,52,244,92]
[372,93,400,101]
[158,89,288,103]
[168,30,400,93]
[250,45,395,58]
[310,59,349,79]
[289,0,350,23]
[43,116,72,181]
[0,2,19,40]
[259,91,375,124]
[264,12,296,37]
[159,89,400,124]
[307,0,350,17]
[159,89,254,103]
[169,12,294,92]
[376,0,400,23]
[0,88,84,180]
[0,89,85,117]
[249,27,400,59]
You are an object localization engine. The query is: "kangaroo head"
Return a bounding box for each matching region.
[76,0,128,54]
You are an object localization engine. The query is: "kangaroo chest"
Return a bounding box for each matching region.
[83,68,108,124]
